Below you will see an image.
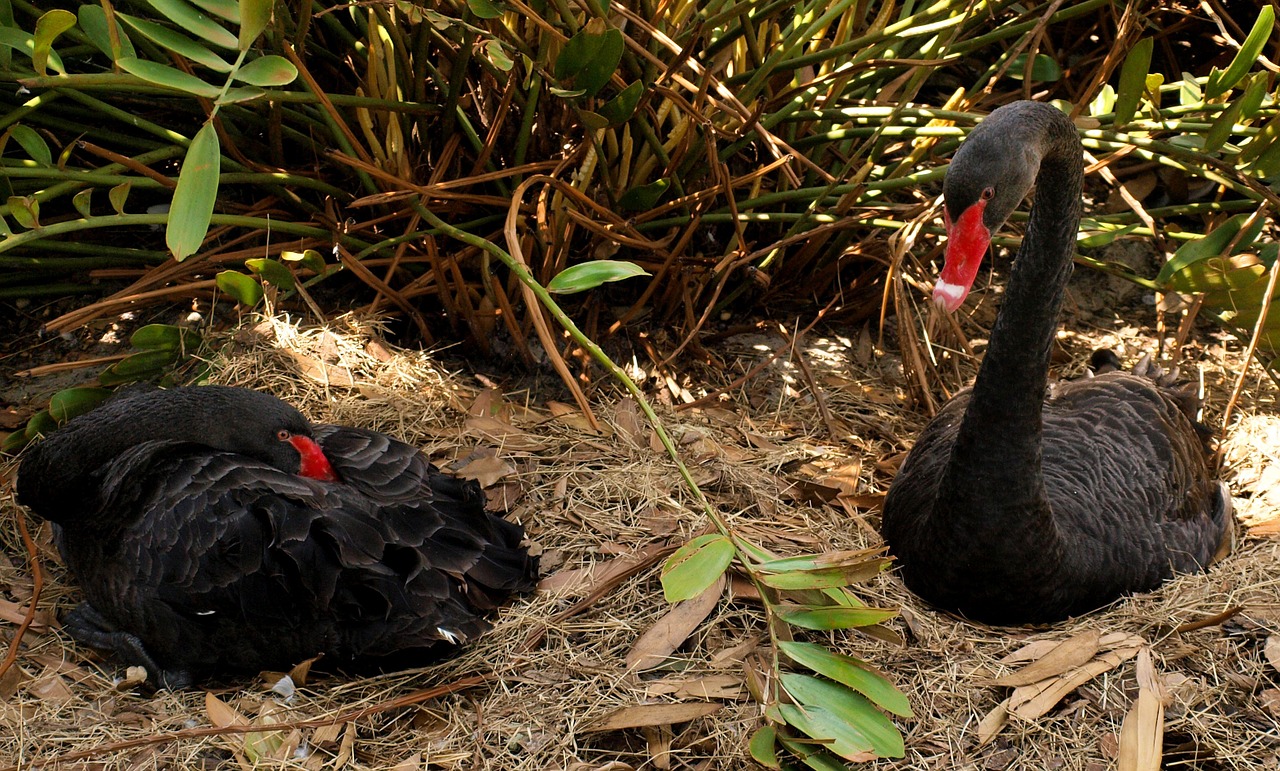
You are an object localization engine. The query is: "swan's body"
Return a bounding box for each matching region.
[17,385,538,687]
[880,101,1229,624]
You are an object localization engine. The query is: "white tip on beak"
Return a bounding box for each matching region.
[933,280,967,312]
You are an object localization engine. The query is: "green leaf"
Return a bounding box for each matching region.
[775,734,850,771]
[748,725,781,769]
[0,28,63,72]
[778,641,912,717]
[72,189,93,218]
[1088,84,1115,118]
[109,182,132,214]
[99,350,178,386]
[467,0,504,19]
[1157,213,1265,286]
[131,323,201,351]
[774,605,899,630]
[232,55,297,86]
[146,0,238,48]
[1114,37,1152,126]
[1178,75,1201,107]
[78,5,137,59]
[117,13,233,72]
[118,57,222,97]
[1007,53,1060,82]
[1204,97,1245,153]
[48,387,112,423]
[281,248,328,274]
[167,122,221,261]
[238,0,272,48]
[246,257,296,290]
[483,39,513,72]
[216,269,264,305]
[9,125,51,166]
[660,533,734,602]
[8,196,38,229]
[216,86,267,105]
[1206,5,1274,100]
[780,673,904,759]
[189,0,241,24]
[24,411,57,441]
[598,80,644,126]
[757,563,889,590]
[3,428,30,454]
[548,260,649,294]
[1240,71,1269,119]
[1077,223,1138,249]
[618,178,670,211]
[555,21,623,97]
[32,9,75,75]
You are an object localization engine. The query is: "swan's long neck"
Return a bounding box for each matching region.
[938,118,1083,532]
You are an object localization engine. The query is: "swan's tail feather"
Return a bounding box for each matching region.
[1211,481,1236,564]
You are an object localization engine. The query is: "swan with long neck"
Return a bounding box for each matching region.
[880,101,1230,624]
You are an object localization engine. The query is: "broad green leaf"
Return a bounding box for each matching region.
[1114,37,1152,126]
[131,323,201,351]
[9,125,51,166]
[483,39,513,72]
[775,605,898,630]
[598,80,644,126]
[8,196,38,229]
[72,189,93,218]
[1088,84,1115,118]
[0,28,63,72]
[99,350,178,386]
[118,57,221,97]
[2,428,29,454]
[32,9,75,76]
[49,387,111,423]
[281,248,328,274]
[775,734,851,771]
[146,0,238,48]
[1178,75,1201,107]
[167,122,221,261]
[117,13,233,72]
[1171,254,1266,296]
[548,260,649,294]
[238,0,272,48]
[190,0,240,23]
[1007,53,1060,82]
[618,179,670,211]
[467,0,504,19]
[232,55,297,86]
[757,562,889,590]
[109,182,132,214]
[24,411,57,441]
[748,725,781,769]
[1157,213,1265,286]
[1207,5,1275,100]
[246,257,296,290]
[1249,135,1280,177]
[779,641,912,717]
[1241,71,1269,119]
[1204,97,1245,153]
[216,86,267,104]
[78,5,137,59]
[1239,113,1280,165]
[780,674,904,758]
[555,21,623,97]
[660,533,734,602]
[216,269,264,306]
[0,215,10,237]
[1077,223,1138,249]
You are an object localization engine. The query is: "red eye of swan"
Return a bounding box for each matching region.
[277,429,291,441]
[980,187,994,200]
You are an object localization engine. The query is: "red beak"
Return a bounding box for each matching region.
[289,435,338,481]
[935,200,991,312]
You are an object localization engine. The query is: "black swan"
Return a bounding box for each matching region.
[16,385,538,688]
[880,100,1230,624]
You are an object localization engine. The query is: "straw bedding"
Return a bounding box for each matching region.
[1,301,1277,770]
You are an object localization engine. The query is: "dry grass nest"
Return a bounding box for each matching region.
[1,303,1279,771]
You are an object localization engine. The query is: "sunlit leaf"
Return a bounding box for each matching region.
[118,13,233,72]
[32,9,75,76]
[230,55,296,86]
[775,605,898,630]
[109,182,132,214]
[281,249,328,274]
[216,270,264,306]
[49,387,112,423]
[484,39,513,71]
[1114,37,1152,126]
[1204,97,1245,153]
[8,196,38,229]
[118,57,221,97]
[781,673,904,758]
[146,0,238,48]
[548,260,649,294]
[779,641,912,717]
[131,323,202,351]
[246,257,296,290]
[99,350,178,386]
[660,533,734,602]
[167,122,221,261]
[1157,213,1265,287]
[1206,5,1275,100]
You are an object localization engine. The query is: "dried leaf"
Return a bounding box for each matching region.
[1008,643,1142,720]
[455,453,514,488]
[994,629,1102,686]
[1265,635,1280,673]
[463,416,546,451]
[627,575,726,670]
[613,397,645,446]
[1118,650,1164,771]
[205,691,249,728]
[977,698,1010,746]
[390,752,423,771]
[27,673,73,704]
[538,543,672,594]
[645,674,745,701]
[583,702,723,732]
[287,350,356,387]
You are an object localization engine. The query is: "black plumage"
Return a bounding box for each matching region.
[880,101,1231,624]
[17,385,538,688]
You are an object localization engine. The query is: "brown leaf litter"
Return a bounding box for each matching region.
[0,307,1277,770]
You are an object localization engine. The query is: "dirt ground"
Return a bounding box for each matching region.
[1,252,1279,770]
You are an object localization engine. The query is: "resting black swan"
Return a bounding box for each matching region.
[880,100,1230,624]
[16,385,538,688]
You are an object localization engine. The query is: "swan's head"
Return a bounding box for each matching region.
[935,109,1042,312]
